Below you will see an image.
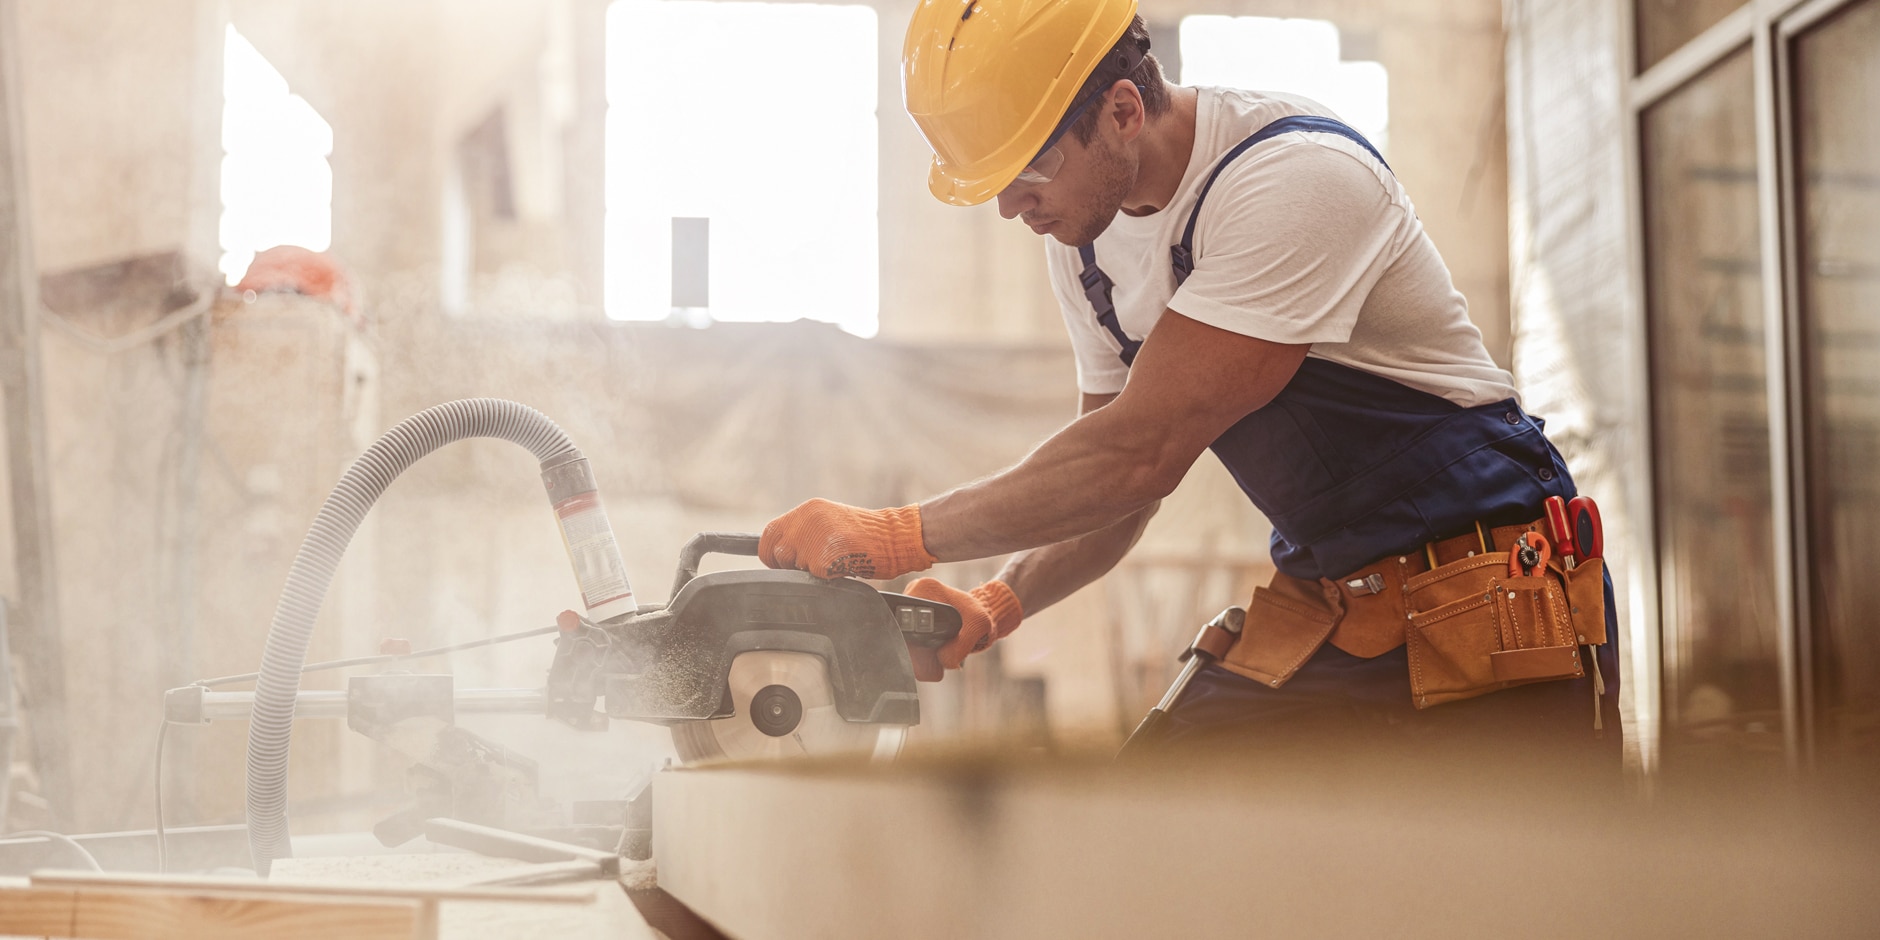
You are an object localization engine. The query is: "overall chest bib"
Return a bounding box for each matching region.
[1077,116,1577,582]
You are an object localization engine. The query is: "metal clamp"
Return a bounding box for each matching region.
[1343,573,1387,596]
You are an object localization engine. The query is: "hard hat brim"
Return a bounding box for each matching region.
[926,156,1021,207]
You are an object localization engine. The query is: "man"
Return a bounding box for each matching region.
[760,0,1618,753]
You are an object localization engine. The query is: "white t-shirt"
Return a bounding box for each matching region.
[1046,87,1515,407]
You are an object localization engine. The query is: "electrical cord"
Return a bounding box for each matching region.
[2,828,105,872]
[154,718,169,873]
[39,285,216,356]
[192,623,560,688]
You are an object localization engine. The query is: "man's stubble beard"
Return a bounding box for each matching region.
[1058,136,1138,247]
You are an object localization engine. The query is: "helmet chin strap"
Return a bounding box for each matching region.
[1085,37,1148,105]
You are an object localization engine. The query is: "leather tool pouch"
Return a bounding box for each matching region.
[1220,573,1341,688]
[1215,539,1608,706]
[1403,552,1602,709]
[1561,557,1608,647]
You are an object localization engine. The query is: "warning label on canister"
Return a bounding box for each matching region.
[554,493,636,612]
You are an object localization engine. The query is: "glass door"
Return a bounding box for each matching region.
[1640,49,1789,757]
[1792,0,1880,761]
[1635,0,1880,765]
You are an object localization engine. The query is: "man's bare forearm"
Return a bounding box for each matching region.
[993,501,1158,616]
[917,315,1307,564]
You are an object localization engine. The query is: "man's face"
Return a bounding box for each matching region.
[994,115,1137,247]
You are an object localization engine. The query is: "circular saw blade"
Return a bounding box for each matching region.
[670,650,908,765]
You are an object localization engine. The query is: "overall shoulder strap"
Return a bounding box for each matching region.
[1170,115,1390,285]
[1078,244,1141,366]
[1079,114,1389,367]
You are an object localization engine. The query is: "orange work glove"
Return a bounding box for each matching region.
[759,498,937,581]
[902,578,1023,681]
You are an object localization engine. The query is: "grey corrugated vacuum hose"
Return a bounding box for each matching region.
[244,399,634,875]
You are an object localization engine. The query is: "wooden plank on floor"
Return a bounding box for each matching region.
[432,883,658,940]
[0,883,436,940]
[271,853,664,940]
[32,868,596,904]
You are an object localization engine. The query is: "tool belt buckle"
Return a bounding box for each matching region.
[1343,572,1387,596]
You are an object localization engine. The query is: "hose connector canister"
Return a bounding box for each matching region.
[541,454,637,621]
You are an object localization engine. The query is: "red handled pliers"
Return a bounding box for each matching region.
[1508,530,1552,577]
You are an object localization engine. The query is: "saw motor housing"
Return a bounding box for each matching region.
[546,533,964,731]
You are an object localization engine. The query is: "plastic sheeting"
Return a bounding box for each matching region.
[1504,0,1659,757]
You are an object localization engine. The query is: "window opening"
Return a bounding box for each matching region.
[1178,16,1389,157]
[605,1,879,336]
[219,25,334,285]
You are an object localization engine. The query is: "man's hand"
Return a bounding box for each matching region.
[903,578,1024,680]
[759,498,937,580]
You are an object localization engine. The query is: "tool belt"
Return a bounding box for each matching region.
[1218,518,1608,709]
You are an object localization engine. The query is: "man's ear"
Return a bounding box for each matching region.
[1106,79,1147,141]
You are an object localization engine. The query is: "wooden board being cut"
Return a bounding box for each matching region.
[653,751,1880,940]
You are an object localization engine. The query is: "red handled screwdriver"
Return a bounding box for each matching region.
[1544,495,1577,562]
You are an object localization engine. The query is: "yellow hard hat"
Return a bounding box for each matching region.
[903,0,1140,206]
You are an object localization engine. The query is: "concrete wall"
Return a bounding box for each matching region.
[1,0,1517,830]
[14,0,221,275]
[238,0,1510,357]
[206,0,1508,744]
[10,0,1509,351]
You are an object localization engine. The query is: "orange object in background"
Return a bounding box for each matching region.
[234,245,359,322]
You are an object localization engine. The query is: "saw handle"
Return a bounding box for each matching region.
[878,592,966,649]
[669,532,964,650]
[670,532,763,599]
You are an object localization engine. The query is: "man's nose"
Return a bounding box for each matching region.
[996,188,1031,220]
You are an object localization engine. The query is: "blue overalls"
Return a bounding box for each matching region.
[1082,117,1621,753]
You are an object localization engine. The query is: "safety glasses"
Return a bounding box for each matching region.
[1009,91,1102,187]
[1007,42,1147,189]
[1011,147,1069,187]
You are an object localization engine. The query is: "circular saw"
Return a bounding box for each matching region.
[544,533,961,765]
[669,651,908,763]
